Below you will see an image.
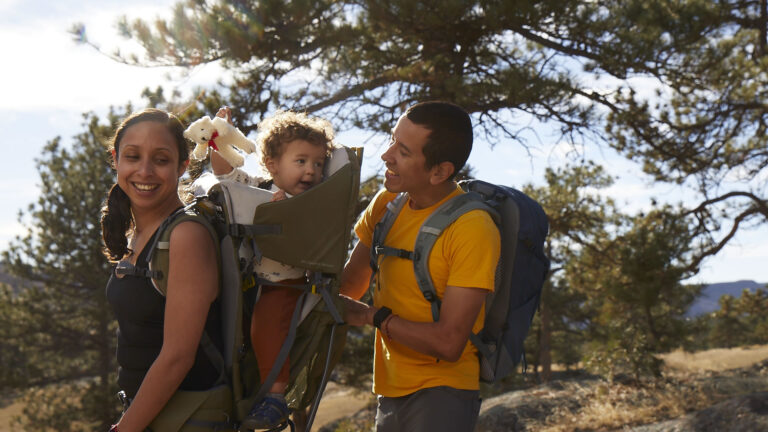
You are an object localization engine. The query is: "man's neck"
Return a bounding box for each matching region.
[407,181,457,210]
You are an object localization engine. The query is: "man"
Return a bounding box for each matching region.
[340,101,501,431]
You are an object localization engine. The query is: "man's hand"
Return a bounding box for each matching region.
[340,295,374,327]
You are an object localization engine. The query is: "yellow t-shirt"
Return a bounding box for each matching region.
[355,186,501,397]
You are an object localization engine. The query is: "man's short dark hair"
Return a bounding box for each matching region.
[405,101,473,180]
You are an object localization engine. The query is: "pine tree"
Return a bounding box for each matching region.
[75,0,767,270]
[524,162,620,380]
[576,208,701,379]
[1,110,126,431]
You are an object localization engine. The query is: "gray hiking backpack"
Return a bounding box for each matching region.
[117,146,361,431]
[370,179,550,383]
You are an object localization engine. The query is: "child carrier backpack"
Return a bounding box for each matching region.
[370,179,550,383]
[117,146,361,431]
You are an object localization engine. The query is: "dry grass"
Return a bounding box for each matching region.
[527,346,768,432]
[0,399,22,432]
[5,345,768,432]
[661,345,768,371]
[532,378,715,431]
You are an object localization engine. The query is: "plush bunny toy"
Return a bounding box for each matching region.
[184,115,257,167]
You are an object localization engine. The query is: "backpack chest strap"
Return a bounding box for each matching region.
[369,193,409,286]
[370,191,495,322]
[114,261,163,280]
[374,246,414,260]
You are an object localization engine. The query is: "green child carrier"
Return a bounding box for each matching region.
[117,146,362,431]
[370,179,550,383]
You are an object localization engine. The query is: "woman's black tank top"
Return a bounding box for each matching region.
[106,225,223,398]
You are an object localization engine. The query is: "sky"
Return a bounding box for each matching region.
[0,0,766,285]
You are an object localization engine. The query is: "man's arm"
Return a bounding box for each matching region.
[340,284,488,362]
[340,240,372,300]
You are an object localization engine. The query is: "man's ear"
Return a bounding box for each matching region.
[429,161,455,185]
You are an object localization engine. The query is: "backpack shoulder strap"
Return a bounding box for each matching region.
[139,204,227,386]
[413,192,496,321]
[147,204,221,297]
[369,193,410,276]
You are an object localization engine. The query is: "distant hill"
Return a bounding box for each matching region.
[687,280,768,317]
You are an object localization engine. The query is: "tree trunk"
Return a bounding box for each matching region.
[539,287,552,382]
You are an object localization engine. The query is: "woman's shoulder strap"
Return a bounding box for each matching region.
[147,206,221,297]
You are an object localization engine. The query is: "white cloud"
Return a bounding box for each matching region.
[0,221,26,237]
[545,140,586,165]
[715,231,768,260]
[692,232,768,284]
[0,178,39,198]
[0,1,224,112]
[0,0,20,14]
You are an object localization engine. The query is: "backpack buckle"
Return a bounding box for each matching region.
[242,274,256,292]
[396,249,411,259]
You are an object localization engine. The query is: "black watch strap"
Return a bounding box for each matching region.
[373,306,393,329]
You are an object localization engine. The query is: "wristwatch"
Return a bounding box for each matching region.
[373,306,392,329]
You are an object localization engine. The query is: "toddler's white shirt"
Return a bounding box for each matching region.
[216,168,307,282]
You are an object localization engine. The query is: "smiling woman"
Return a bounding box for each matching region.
[100,108,222,432]
[101,109,190,261]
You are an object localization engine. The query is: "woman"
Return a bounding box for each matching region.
[101,108,221,432]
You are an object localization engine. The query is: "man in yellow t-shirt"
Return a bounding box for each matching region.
[340,101,501,432]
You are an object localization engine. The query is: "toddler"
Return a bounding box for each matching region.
[212,106,335,430]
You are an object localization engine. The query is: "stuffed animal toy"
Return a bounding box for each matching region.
[184,116,257,168]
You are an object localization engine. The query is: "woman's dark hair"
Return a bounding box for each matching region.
[405,101,473,181]
[100,108,189,262]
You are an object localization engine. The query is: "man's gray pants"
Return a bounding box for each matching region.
[375,386,481,432]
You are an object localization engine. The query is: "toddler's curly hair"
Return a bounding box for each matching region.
[258,110,336,168]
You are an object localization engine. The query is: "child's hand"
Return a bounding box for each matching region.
[215,106,233,124]
[271,189,287,202]
[211,106,235,174]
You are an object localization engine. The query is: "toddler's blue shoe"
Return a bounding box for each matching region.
[241,396,291,431]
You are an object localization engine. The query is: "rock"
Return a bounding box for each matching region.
[627,391,768,432]
[476,386,584,432]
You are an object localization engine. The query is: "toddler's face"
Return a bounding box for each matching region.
[266,139,326,196]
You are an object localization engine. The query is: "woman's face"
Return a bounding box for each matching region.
[114,121,188,214]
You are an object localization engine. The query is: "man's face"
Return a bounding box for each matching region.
[380,116,433,195]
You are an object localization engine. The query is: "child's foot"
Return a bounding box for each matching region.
[241,395,290,430]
